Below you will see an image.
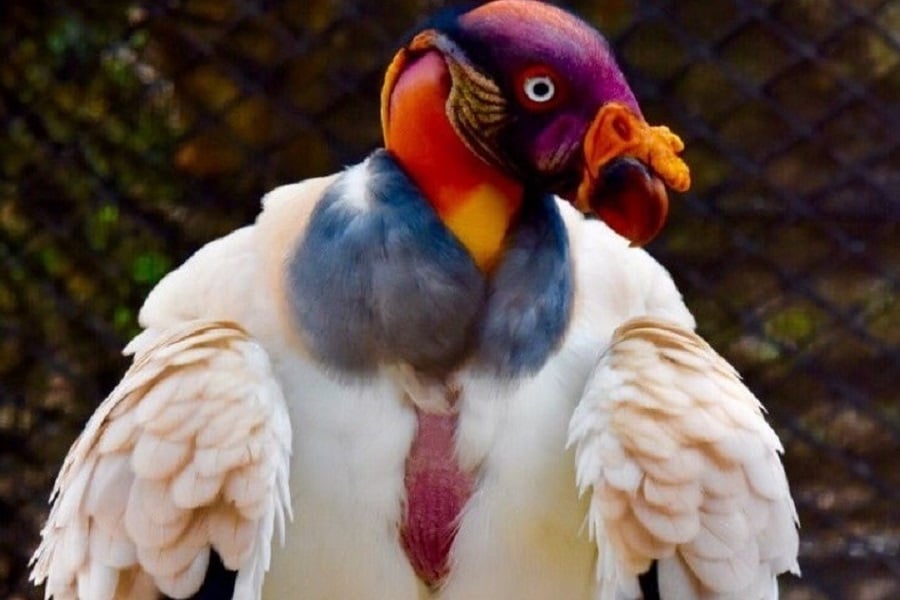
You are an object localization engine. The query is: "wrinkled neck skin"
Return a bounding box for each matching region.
[384,51,523,272]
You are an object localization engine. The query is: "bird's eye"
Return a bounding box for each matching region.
[523,76,556,103]
[515,67,564,111]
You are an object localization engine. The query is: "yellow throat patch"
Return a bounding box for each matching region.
[441,183,518,272]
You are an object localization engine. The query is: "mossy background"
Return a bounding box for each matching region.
[1,1,897,598]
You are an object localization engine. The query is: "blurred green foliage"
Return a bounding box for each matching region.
[1,1,897,598]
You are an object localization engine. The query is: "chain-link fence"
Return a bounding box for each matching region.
[1,0,897,598]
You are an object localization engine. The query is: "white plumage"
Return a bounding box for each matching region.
[31,167,798,599]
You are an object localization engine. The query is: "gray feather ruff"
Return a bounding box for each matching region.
[287,150,573,379]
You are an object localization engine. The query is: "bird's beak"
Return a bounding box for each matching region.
[567,103,690,246]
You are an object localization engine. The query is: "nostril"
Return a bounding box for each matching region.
[612,115,632,142]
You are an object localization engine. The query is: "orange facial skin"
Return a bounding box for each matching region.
[384,48,523,271]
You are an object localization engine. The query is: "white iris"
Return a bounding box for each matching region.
[523,75,555,103]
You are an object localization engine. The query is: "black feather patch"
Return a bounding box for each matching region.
[176,551,236,600]
[403,3,475,44]
[639,560,661,600]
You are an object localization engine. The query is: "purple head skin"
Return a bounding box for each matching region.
[452,0,641,186]
[388,0,687,244]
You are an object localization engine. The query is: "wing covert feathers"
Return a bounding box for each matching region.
[569,317,799,599]
[30,321,292,600]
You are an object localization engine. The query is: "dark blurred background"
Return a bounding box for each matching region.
[1,0,897,598]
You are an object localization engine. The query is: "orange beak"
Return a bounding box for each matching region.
[571,103,690,246]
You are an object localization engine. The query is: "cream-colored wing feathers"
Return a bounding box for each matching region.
[31,320,292,600]
[569,317,799,600]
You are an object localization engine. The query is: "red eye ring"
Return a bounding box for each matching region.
[514,65,565,111]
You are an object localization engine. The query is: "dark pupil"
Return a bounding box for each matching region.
[531,81,551,98]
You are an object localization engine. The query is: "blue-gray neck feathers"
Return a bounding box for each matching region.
[288,150,572,379]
